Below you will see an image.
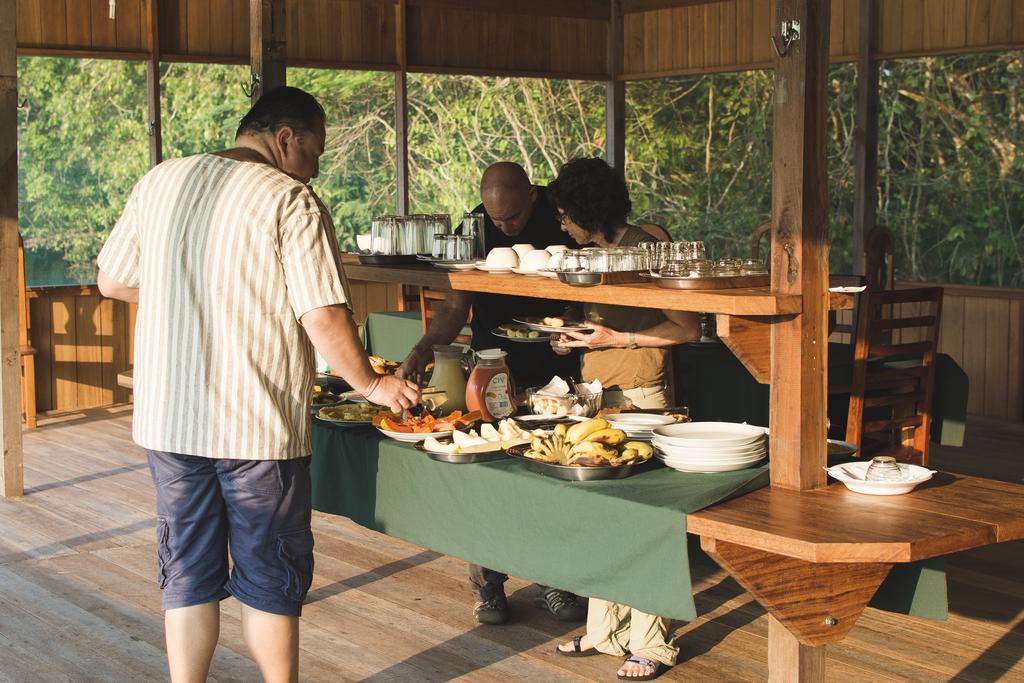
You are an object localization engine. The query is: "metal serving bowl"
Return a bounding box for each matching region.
[505,444,655,481]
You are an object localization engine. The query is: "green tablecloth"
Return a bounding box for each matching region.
[311,424,948,622]
[312,423,769,621]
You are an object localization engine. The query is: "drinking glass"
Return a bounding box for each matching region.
[453,235,476,262]
[432,233,449,259]
[865,456,906,481]
[461,212,485,258]
[371,216,398,255]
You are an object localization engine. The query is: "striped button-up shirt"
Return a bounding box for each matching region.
[98,154,350,460]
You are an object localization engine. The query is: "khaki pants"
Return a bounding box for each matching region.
[586,384,676,666]
[602,385,668,410]
[587,598,679,666]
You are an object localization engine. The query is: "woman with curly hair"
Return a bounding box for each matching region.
[547,157,699,680]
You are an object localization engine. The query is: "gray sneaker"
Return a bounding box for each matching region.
[536,587,587,622]
[474,594,509,625]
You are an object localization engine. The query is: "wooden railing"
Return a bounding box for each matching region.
[25,280,405,414]
[831,282,1024,421]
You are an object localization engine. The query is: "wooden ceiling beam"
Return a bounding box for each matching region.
[406,0,611,21]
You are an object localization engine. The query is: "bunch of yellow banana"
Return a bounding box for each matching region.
[523,418,652,467]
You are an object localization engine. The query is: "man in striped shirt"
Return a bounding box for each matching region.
[98,87,418,682]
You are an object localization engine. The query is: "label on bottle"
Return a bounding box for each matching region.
[484,372,514,419]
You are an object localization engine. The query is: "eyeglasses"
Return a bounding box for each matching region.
[558,212,572,226]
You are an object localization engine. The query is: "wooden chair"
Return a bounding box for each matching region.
[419,287,471,345]
[17,235,37,428]
[749,222,771,260]
[866,224,895,291]
[836,286,944,465]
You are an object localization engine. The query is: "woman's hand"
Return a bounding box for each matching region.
[550,333,574,355]
[551,323,625,350]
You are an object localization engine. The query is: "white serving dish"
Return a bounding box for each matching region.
[475,264,515,274]
[652,421,767,445]
[825,461,935,495]
[376,427,459,443]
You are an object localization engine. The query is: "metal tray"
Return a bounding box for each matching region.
[555,270,645,287]
[646,273,770,290]
[505,444,653,481]
[413,440,508,464]
[356,253,421,266]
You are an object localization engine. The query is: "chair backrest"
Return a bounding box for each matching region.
[866,224,895,291]
[419,287,471,344]
[845,286,943,465]
[750,222,771,260]
[637,222,672,243]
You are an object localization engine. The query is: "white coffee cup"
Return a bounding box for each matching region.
[545,245,568,255]
[521,249,551,272]
[355,234,372,252]
[485,247,519,269]
[511,243,536,261]
[546,252,563,270]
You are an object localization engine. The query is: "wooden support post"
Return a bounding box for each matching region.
[767,0,831,676]
[145,0,163,166]
[395,0,409,215]
[768,0,830,492]
[605,0,625,173]
[250,0,286,104]
[852,0,879,276]
[0,0,23,497]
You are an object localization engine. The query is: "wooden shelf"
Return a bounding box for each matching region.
[342,262,856,316]
[687,474,1024,564]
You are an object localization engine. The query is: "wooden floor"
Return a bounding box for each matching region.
[2,407,1022,682]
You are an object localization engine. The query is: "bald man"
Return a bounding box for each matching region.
[397,162,584,626]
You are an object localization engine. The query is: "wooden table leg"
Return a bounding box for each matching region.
[701,537,893,682]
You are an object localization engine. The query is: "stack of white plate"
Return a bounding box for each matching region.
[604,413,677,441]
[651,421,767,473]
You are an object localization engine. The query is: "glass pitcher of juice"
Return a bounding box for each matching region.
[427,345,469,412]
[465,349,515,421]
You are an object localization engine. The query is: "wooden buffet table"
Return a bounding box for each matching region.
[344,258,1024,682]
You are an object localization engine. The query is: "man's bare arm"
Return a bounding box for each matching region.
[300,304,419,412]
[97,270,139,304]
[396,290,473,380]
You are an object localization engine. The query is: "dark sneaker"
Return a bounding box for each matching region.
[535,587,587,622]
[474,594,509,625]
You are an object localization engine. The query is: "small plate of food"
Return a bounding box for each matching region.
[372,409,482,442]
[491,324,551,343]
[513,316,592,333]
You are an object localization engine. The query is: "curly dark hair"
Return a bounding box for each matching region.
[547,157,632,243]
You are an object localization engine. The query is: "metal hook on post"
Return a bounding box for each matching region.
[147,120,156,137]
[771,19,801,57]
[18,98,28,109]
[241,72,261,99]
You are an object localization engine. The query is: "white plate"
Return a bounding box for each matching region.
[377,427,458,443]
[825,461,934,495]
[513,317,593,333]
[538,269,559,278]
[476,263,515,274]
[652,422,767,447]
[660,457,766,473]
[657,452,766,467]
[651,438,766,457]
[511,268,543,276]
[436,262,478,271]
[606,414,677,428]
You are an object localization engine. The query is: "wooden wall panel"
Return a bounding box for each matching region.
[621,0,1024,78]
[406,5,607,77]
[26,280,403,413]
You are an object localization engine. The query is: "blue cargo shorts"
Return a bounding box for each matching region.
[146,449,314,617]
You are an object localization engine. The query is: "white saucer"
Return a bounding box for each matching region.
[475,262,515,273]
[511,268,543,276]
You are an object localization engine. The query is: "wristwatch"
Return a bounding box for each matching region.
[627,331,638,349]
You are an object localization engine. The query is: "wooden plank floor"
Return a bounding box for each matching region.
[2,407,1022,682]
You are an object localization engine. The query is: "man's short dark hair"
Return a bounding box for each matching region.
[547,157,632,243]
[235,86,326,139]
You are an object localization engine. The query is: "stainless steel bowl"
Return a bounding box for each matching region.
[506,445,653,481]
[556,271,604,287]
